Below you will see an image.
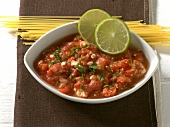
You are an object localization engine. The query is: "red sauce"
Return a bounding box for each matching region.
[34,35,148,99]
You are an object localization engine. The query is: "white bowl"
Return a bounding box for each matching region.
[24,21,159,104]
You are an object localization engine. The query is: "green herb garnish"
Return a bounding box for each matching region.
[75,64,87,80]
[54,50,61,62]
[89,65,100,70]
[75,64,87,74]
[69,74,76,81]
[114,72,120,77]
[81,57,86,60]
[130,59,135,70]
[81,74,84,80]
[84,44,89,48]
[48,61,57,65]
[70,46,81,56]
[99,70,105,81]
[80,85,86,91]
[103,84,110,88]
[89,62,100,73]
[103,83,115,88]
[70,74,73,79]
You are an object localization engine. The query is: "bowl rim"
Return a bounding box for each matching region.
[24,21,159,104]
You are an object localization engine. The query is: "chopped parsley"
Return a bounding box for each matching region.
[75,64,88,80]
[103,84,110,88]
[81,57,86,60]
[81,74,84,80]
[70,46,81,56]
[130,59,135,70]
[88,62,100,73]
[89,65,100,70]
[48,61,57,65]
[54,50,61,62]
[84,44,89,48]
[99,71,105,81]
[114,72,120,77]
[103,83,115,88]
[75,64,87,74]
[69,74,75,81]
[80,85,86,91]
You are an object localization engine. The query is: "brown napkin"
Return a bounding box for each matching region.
[14,0,157,127]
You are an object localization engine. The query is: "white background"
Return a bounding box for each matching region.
[0,0,19,127]
[0,0,170,127]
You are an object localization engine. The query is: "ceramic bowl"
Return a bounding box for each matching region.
[24,21,159,104]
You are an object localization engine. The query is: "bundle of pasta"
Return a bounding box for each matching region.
[1,16,170,46]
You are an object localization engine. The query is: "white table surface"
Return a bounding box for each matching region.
[0,0,170,127]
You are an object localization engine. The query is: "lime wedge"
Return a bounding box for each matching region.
[78,9,111,45]
[95,18,130,55]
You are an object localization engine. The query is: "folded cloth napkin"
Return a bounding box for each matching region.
[14,0,157,127]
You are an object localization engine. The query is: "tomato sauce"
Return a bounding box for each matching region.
[34,34,148,99]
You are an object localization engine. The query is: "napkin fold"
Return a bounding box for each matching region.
[14,0,157,127]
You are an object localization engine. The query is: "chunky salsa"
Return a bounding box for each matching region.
[34,35,148,99]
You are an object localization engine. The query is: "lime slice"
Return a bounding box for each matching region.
[78,9,111,45]
[95,18,130,55]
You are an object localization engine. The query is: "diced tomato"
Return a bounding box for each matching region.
[125,69,135,77]
[74,79,84,89]
[102,86,117,97]
[62,41,79,51]
[47,69,54,76]
[117,59,131,70]
[71,68,80,77]
[49,63,62,72]
[134,60,146,77]
[41,63,48,71]
[69,56,76,62]
[61,51,70,60]
[89,80,102,91]
[81,48,90,55]
[110,63,119,72]
[96,58,107,70]
[103,73,112,84]
[58,86,71,94]
[117,76,131,83]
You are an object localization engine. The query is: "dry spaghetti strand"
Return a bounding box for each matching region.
[1,16,170,46]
